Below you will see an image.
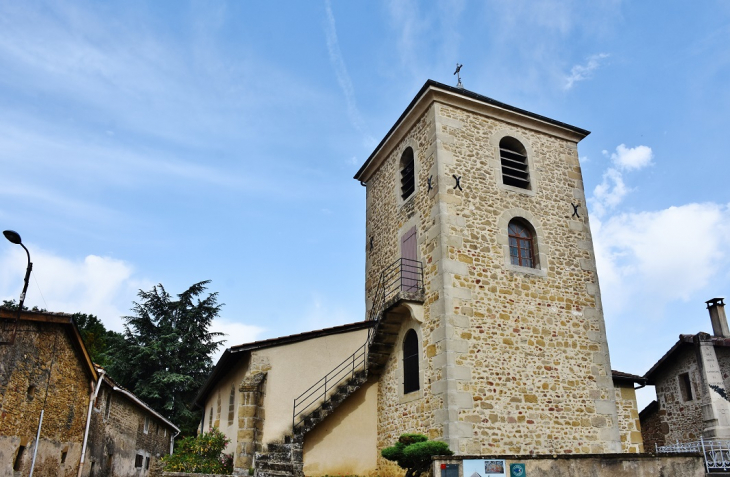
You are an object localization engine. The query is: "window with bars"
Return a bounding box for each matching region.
[499,137,530,189]
[508,219,536,268]
[403,329,419,394]
[400,147,415,200]
[135,454,143,468]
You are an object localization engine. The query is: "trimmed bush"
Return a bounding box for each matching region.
[381,433,452,477]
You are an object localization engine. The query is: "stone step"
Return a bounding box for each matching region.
[256,460,294,473]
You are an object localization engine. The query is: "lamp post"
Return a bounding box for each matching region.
[2,230,32,345]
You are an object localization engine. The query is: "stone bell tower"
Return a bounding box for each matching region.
[354,80,621,458]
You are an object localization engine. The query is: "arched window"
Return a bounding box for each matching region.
[403,329,419,394]
[499,137,529,189]
[400,147,415,200]
[508,219,536,268]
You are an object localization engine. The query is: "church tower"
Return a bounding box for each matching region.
[354,80,622,459]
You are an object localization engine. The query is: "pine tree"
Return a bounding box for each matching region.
[107,280,224,437]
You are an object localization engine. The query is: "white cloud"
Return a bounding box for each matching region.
[593,203,730,314]
[564,53,609,90]
[210,318,266,364]
[591,168,629,217]
[610,144,654,171]
[0,245,148,331]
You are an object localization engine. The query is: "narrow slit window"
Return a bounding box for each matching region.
[400,147,415,200]
[403,329,419,394]
[14,446,25,471]
[508,219,536,268]
[228,385,235,426]
[679,372,693,401]
[500,137,530,189]
[104,392,112,419]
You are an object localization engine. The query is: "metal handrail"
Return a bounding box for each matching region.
[291,257,424,434]
[292,342,367,431]
[656,436,730,473]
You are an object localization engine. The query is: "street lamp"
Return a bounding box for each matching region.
[2,230,33,345]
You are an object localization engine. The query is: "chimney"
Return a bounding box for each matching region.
[707,298,729,338]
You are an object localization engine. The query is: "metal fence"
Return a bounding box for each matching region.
[657,436,730,472]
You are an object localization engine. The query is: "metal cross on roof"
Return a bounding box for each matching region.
[454,63,463,88]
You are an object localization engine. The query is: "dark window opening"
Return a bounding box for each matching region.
[61,451,68,464]
[14,446,25,471]
[209,407,213,429]
[403,329,420,394]
[27,385,36,401]
[135,454,144,468]
[508,219,536,268]
[400,147,415,200]
[145,457,150,470]
[679,372,693,401]
[104,392,112,419]
[106,454,113,470]
[500,137,529,189]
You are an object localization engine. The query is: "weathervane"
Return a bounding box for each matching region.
[454,63,463,89]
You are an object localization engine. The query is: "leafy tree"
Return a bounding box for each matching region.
[72,312,124,367]
[161,428,233,474]
[381,433,453,477]
[106,280,224,437]
[1,299,45,312]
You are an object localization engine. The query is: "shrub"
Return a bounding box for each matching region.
[162,428,233,474]
[381,433,452,477]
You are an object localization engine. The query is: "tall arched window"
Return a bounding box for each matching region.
[400,147,415,200]
[508,219,536,268]
[499,137,530,189]
[403,329,419,394]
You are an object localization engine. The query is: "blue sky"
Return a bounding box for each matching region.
[1,1,729,409]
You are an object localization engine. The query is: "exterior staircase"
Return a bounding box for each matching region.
[252,258,424,477]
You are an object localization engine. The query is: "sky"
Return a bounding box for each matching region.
[1,1,729,410]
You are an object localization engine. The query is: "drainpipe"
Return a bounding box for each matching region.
[170,429,180,455]
[78,370,105,477]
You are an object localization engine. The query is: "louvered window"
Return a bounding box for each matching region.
[508,219,536,268]
[400,147,415,200]
[403,329,419,394]
[500,137,530,189]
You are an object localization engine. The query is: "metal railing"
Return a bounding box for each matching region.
[656,436,730,472]
[367,257,424,322]
[292,342,367,432]
[290,257,424,435]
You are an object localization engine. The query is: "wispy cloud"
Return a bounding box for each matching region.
[564,53,609,90]
[324,0,374,146]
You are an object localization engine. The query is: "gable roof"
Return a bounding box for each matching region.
[611,369,647,386]
[97,366,180,433]
[0,308,98,381]
[354,79,590,182]
[644,332,730,383]
[192,320,375,408]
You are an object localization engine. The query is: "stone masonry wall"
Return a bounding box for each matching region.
[613,384,643,453]
[364,103,442,473]
[640,402,667,450]
[652,347,703,443]
[430,102,621,454]
[85,380,173,477]
[0,321,91,477]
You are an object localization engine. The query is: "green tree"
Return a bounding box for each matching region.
[161,428,233,474]
[72,312,124,367]
[381,433,453,477]
[106,280,224,437]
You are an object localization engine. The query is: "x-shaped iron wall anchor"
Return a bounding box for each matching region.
[571,202,580,218]
[427,175,433,191]
[453,175,462,191]
[369,236,374,252]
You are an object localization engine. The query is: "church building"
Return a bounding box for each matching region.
[193,80,648,477]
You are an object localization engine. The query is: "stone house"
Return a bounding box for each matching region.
[641,298,730,448]
[0,308,178,477]
[196,80,652,477]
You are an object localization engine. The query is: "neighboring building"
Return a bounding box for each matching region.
[0,308,178,477]
[196,80,648,477]
[641,298,730,447]
[85,369,179,477]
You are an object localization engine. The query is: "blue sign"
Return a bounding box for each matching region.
[510,463,525,477]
